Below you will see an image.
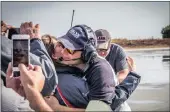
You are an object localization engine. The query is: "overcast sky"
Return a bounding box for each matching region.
[1,2,169,39]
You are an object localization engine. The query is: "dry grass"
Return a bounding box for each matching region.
[111,38,170,49]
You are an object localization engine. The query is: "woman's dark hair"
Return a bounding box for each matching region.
[41,34,57,58]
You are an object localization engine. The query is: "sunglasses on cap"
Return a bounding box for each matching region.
[64,48,83,55]
[54,42,82,55]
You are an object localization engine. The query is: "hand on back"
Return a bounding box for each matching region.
[127,56,136,72]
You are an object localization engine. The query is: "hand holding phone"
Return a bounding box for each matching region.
[6,62,26,97]
[12,34,30,77]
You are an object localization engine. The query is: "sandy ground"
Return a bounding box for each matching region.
[127,83,170,111]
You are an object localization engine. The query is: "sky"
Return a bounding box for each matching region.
[1,2,170,39]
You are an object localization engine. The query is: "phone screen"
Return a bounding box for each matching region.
[13,39,29,68]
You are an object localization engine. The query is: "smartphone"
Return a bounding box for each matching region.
[12,35,30,77]
[8,28,20,39]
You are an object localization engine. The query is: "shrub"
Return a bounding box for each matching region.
[161,25,170,38]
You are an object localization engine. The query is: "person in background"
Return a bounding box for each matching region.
[95,29,131,111]
[95,29,129,83]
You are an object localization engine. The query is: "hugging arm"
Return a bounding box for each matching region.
[111,71,141,110]
[111,56,141,110]
[115,46,129,83]
[30,38,58,96]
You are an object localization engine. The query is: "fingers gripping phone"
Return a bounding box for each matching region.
[12,35,30,77]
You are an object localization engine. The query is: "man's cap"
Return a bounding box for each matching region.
[58,25,94,50]
[95,29,111,50]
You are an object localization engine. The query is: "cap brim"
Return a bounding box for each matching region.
[97,41,109,49]
[58,35,83,50]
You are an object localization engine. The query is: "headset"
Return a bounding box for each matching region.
[55,25,98,74]
[73,24,98,64]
